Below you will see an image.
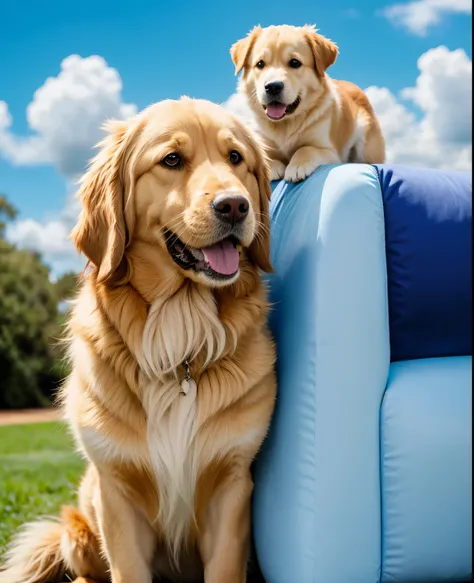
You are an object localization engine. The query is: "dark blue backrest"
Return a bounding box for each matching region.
[376,164,472,362]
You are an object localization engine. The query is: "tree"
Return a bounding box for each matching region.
[54,271,79,302]
[0,194,17,238]
[0,196,74,409]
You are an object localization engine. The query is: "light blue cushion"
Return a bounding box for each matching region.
[254,164,390,583]
[381,356,472,582]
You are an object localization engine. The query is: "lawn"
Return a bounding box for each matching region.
[0,421,84,558]
[0,421,265,582]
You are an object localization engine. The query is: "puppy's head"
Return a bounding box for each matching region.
[231,24,338,122]
[71,98,272,290]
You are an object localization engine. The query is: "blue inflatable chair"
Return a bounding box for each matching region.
[253,164,472,583]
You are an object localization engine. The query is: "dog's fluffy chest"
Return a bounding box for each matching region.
[144,377,198,554]
[262,108,334,163]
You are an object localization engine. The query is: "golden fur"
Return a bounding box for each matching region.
[231,24,386,182]
[0,98,276,583]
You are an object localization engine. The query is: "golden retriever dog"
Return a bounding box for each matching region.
[230,24,386,182]
[0,98,276,583]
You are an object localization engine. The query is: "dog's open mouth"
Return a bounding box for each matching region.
[165,230,241,279]
[264,96,301,120]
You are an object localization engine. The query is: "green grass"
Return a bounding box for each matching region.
[0,421,85,557]
[0,421,267,582]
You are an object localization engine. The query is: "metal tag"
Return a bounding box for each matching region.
[180,377,197,396]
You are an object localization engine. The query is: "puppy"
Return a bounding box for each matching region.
[230,24,386,182]
[0,98,276,583]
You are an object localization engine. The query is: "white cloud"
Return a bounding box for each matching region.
[0,101,12,129]
[381,0,471,36]
[0,54,136,177]
[6,194,85,278]
[366,46,472,171]
[1,54,136,276]
[0,99,48,165]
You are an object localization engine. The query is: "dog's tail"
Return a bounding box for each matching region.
[0,506,107,583]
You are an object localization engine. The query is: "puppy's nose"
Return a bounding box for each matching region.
[212,194,249,224]
[265,81,284,96]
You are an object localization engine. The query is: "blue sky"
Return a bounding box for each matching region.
[0,0,471,274]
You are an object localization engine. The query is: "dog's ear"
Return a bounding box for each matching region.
[304,25,339,77]
[230,26,262,75]
[71,119,135,285]
[245,131,273,274]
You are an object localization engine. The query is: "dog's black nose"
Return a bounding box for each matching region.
[212,194,249,224]
[265,81,284,96]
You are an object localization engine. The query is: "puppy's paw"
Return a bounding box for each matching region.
[284,159,320,183]
[284,147,340,183]
[270,160,287,181]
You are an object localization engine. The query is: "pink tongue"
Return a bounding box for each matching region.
[202,240,240,275]
[266,103,286,119]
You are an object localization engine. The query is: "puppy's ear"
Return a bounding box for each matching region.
[71,119,135,285]
[304,25,339,77]
[246,131,273,274]
[230,26,262,75]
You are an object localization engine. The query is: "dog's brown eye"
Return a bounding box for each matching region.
[289,58,302,69]
[162,153,181,168]
[229,150,243,165]
[256,60,265,69]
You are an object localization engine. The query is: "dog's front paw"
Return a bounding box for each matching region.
[270,160,287,181]
[284,159,320,183]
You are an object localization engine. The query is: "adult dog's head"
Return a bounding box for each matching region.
[71,98,272,291]
[231,24,338,122]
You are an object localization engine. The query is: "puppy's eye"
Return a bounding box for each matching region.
[162,153,181,168]
[256,60,265,69]
[289,58,302,69]
[229,150,243,165]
